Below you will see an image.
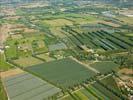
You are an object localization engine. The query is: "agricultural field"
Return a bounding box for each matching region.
[13,56,43,67]
[36,53,55,62]
[60,81,123,100]
[92,82,122,100]
[0,0,133,99]
[26,58,96,88]
[0,53,13,71]
[116,16,133,25]
[42,19,73,27]
[66,16,99,25]
[0,78,8,100]
[90,61,119,74]
[100,75,121,93]
[48,43,67,51]
[63,27,133,51]
[1,69,61,100]
[50,27,67,38]
[32,40,48,54]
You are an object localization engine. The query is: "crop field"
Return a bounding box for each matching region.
[60,95,73,100]
[59,78,122,100]
[80,85,110,100]
[0,78,8,100]
[50,27,66,38]
[90,61,119,74]
[63,27,133,51]
[73,90,93,100]
[5,42,17,59]
[1,1,132,99]
[32,40,48,54]
[67,17,99,25]
[26,58,96,88]
[100,75,121,93]
[11,34,23,39]
[0,53,13,71]
[48,43,67,51]
[1,71,61,100]
[92,82,121,100]
[42,19,73,27]
[13,57,43,67]
[62,83,112,100]
[125,33,133,37]
[117,16,133,25]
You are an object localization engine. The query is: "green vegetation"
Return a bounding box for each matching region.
[92,82,121,100]
[26,58,96,88]
[1,0,132,99]
[0,79,7,100]
[90,61,119,74]
[0,53,13,71]
[74,91,89,100]
[13,56,43,67]
[101,75,120,92]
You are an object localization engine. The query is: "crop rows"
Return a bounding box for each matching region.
[26,58,96,88]
[2,72,61,100]
[63,27,132,51]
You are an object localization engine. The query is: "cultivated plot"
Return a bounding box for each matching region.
[1,69,61,100]
[26,58,96,88]
[13,57,43,67]
[90,61,119,74]
[42,19,73,27]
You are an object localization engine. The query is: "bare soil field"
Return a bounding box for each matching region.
[119,68,133,75]
[0,24,11,44]
[0,68,24,79]
[4,16,21,20]
[1,8,16,16]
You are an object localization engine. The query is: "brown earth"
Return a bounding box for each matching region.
[0,68,24,79]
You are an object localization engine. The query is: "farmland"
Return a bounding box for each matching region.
[62,27,132,51]
[1,70,61,100]
[0,53,13,71]
[13,56,43,68]
[0,78,7,100]
[42,19,73,27]
[90,61,119,74]
[26,58,96,88]
[0,0,133,99]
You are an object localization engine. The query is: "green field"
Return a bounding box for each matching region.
[101,75,120,92]
[1,1,132,99]
[60,95,74,100]
[92,82,121,100]
[26,58,96,88]
[74,90,89,100]
[90,61,119,74]
[0,79,7,100]
[13,56,43,67]
[42,19,73,27]
[0,53,13,71]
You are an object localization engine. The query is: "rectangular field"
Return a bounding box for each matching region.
[2,71,61,100]
[26,58,96,88]
[13,57,43,67]
[90,61,119,74]
[42,19,73,27]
